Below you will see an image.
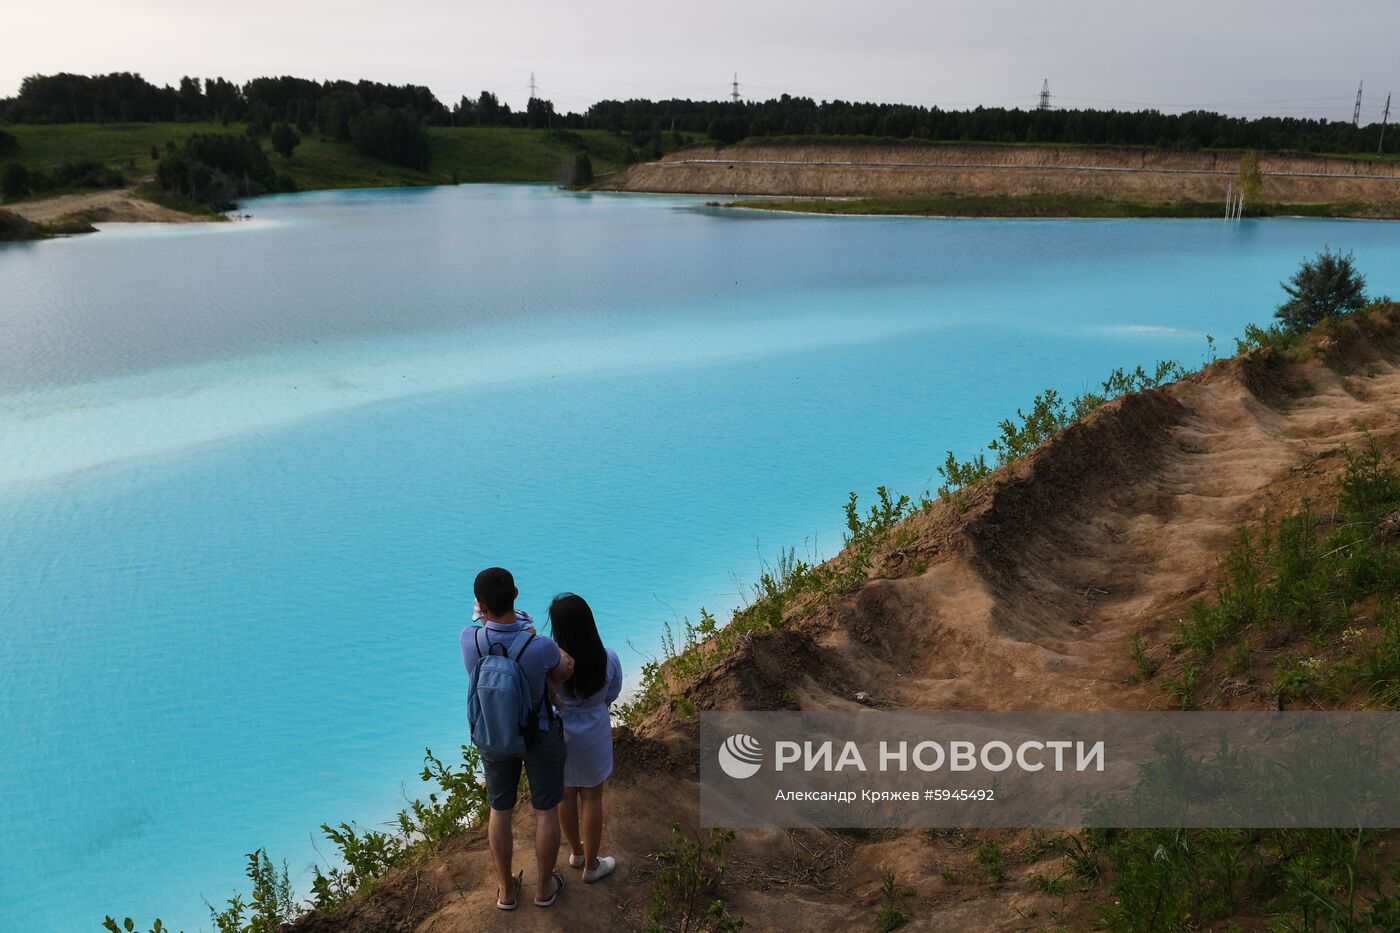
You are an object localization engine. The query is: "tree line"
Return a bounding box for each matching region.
[580,96,1399,155]
[3,73,1396,158]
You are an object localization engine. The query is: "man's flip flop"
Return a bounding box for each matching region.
[533,870,565,907]
[496,870,523,910]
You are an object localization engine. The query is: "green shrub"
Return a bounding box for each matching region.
[311,744,488,911]
[1234,321,1301,354]
[936,360,1184,502]
[1275,248,1369,333]
[647,822,745,933]
[103,919,179,933]
[207,850,296,933]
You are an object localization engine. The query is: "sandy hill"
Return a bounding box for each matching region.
[289,307,1400,932]
[593,141,1400,208]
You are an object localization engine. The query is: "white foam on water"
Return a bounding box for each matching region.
[0,307,935,490]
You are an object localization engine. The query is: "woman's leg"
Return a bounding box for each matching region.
[579,783,605,869]
[557,786,584,858]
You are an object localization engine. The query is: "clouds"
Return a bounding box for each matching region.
[5,0,1396,120]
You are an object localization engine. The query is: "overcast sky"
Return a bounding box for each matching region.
[7,0,1399,122]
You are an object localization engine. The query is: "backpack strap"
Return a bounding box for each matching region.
[472,626,491,660]
[506,630,536,661]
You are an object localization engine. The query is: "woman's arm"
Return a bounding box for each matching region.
[604,650,623,706]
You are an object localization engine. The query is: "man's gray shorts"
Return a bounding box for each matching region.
[482,720,566,811]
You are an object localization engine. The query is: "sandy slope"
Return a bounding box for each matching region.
[5,185,213,224]
[594,142,1400,208]
[289,309,1400,932]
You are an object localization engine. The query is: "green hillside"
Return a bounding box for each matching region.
[1,123,645,191]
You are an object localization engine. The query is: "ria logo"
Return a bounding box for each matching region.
[717,733,764,779]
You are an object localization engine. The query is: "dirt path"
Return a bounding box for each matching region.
[290,311,1400,931]
[5,185,214,225]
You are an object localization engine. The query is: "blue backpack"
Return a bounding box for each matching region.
[467,627,544,758]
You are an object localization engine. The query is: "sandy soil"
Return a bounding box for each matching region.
[5,185,214,225]
[288,309,1400,932]
[594,142,1400,209]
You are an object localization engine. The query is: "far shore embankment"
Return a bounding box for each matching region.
[592,140,1400,217]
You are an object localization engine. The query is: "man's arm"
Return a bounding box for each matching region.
[550,647,575,684]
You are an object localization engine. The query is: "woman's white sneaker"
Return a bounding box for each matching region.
[582,855,616,883]
[568,853,585,869]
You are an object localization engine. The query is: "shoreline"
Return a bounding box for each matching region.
[11,180,1398,241]
[1,185,224,240]
[706,193,1400,221]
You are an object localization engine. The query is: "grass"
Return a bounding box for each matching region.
[1157,437,1400,711]
[722,192,1400,220]
[1085,828,1400,932]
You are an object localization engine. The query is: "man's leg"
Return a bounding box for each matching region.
[557,787,584,861]
[481,754,523,905]
[488,807,515,904]
[534,805,561,900]
[524,721,568,902]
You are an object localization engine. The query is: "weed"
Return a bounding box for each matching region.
[874,866,915,931]
[1060,833,1103,885]
[975,840,1007,883]
[1026,873,1067,897]
[1130,634,1159,679]
[1162,664,1199,710]
[103,920,178,933]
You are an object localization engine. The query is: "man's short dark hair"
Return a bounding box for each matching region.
[474,567,516,616]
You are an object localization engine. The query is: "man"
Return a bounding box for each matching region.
[461,567,575,909]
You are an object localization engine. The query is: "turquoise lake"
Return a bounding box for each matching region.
[2,184,1398,930]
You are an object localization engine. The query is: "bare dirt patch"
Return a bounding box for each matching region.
[6,186,215,225]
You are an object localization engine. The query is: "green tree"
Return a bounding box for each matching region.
[1,162,30,199]
[1274,248,1369,333]
[1237,150,1263,201]
[347,107,430,170]
[269,123,300,159]
[573,152,593,185]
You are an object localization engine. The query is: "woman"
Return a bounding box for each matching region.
[549,592,623,883]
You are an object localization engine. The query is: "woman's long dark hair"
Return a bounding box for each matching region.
[549,593,607,699]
